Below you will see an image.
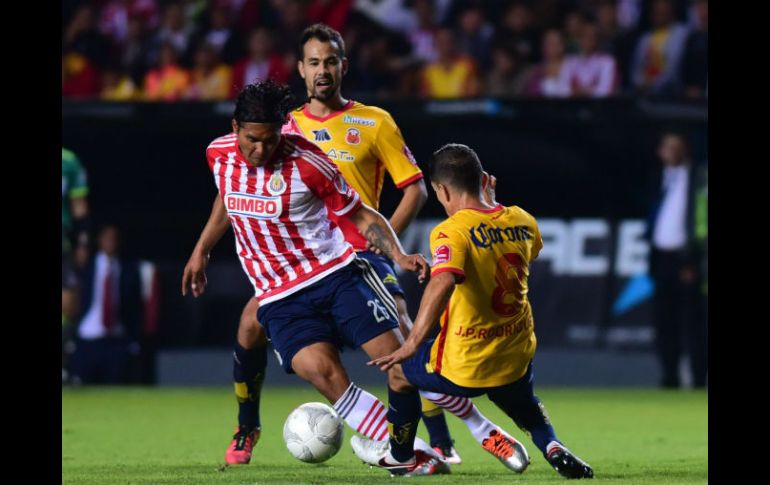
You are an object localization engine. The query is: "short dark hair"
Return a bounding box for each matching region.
[429,143,484,194]
[233,79,294,124]
[299,23,346,59]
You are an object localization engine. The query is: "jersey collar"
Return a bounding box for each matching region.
[302,99,354,122]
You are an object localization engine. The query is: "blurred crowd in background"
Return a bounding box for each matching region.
[62,0,708,101]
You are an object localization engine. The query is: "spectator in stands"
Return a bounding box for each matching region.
[63,50,102,98]
[525,29,571,98]
[645,132,707,389]
[564,20,619,97]
[143,42,190,101]
[101,65,140,100]
[563,9,586,55]
[120,14,152,87]
[629,0,690,96]
[99,0,160,46]
[190,4,244,65]
[595,0,620,54]
[456,5,495,70]
[681,0,707,98]
[230,27,292,98]
[354,0,419,35]
[71,225,143,385]
[407,0,439,64]
[64,4,111,69]
[186,42,232,100]
[420,27,481,99]
[271,0,310,60]
[493,2,540,63]
[148,1,193,68]
[307,0,354,33]
[484,44,531,98]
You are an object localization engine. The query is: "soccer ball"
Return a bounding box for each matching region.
[283,402,344,463]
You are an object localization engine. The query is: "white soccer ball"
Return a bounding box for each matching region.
[283,402,344,463]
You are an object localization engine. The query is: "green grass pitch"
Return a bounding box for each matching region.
[62,386,707,484]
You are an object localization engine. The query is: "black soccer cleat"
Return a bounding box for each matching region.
[546,445,594,479]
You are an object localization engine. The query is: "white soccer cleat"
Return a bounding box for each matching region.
[433,443,463,465]
[350,435,451,476]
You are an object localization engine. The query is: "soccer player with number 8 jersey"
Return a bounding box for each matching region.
[361,143,595,479]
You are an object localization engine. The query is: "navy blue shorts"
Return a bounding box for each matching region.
[401,338,536,399]
[257,259,399,374]
[356,250,404,298]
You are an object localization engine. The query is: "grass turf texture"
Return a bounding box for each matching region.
[63,386,707,484]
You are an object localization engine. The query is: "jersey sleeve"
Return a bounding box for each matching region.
[372,112,423,188]
[298,144,362,218]
[519,208,543,261]
[429,224,467,284]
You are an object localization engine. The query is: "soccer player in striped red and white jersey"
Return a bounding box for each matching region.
[183,80,449,475]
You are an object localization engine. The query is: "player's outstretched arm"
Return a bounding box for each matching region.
[368,271,456,371]
[368,180,428,255]
[349,204,430,283]
[181,195,230,297]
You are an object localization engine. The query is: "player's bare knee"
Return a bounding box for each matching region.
[237,299,266,348]
[387,364,413,393]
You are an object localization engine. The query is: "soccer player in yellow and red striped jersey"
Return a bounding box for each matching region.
[182,23,462,466]
[367,144,594,479]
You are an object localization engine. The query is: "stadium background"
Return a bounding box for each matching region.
[63,95,706,386]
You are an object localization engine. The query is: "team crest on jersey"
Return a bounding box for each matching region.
[225,192,282,220]
[333,173,348,194]
[266,172,287,195]
[433,244,451,265]
[402,145,418,166]
[312,128,332,142]
[345,128,361,145]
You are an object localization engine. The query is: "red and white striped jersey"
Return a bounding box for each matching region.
[206,132,363,305]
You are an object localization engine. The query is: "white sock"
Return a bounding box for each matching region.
[420,390,497,445]
[546,440,564,456]
[334,383,389,441]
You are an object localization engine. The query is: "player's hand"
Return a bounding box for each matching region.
[366,243,383,255]
[182,251,209,297]
[367,342,417,372]
[395,253,430,283]
[482,171,497,205]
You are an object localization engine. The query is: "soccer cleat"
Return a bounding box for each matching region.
[433,442,463,465]
[225,425,261,465]
[350,435,451,476]
[481,429,530,473]
[546,444,594,479]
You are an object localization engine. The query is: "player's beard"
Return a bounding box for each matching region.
[311,80,339,102]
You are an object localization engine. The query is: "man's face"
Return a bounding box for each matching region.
[232,121,282,167]
[298,38,346,101]
[99,226,120,256]
[658,135,686,166]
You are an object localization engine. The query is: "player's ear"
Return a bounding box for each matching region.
[481,171,490,189]
[297,59,306,79]
[231,119,239,133]
[342,57,348,76]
